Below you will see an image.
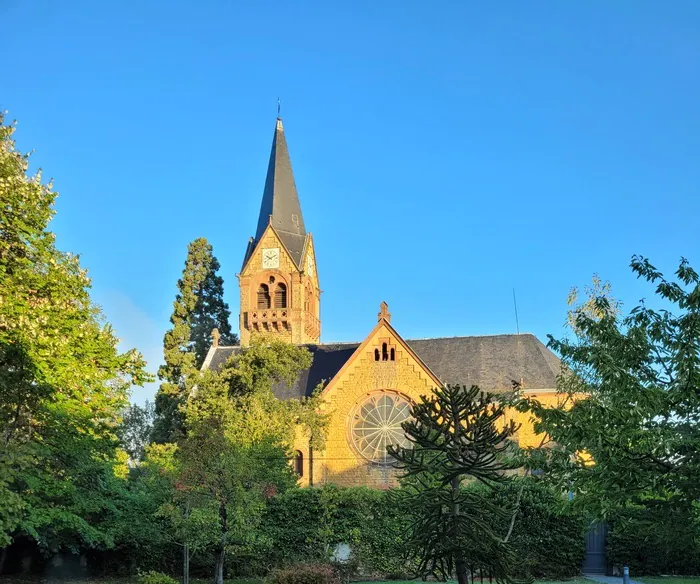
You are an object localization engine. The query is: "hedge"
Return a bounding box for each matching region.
[607,506,700,575]
[253,478,585,580]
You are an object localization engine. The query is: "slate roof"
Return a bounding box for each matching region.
[251,118,307,267]
[202,334,561,400]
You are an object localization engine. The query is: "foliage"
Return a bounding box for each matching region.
[521,257,700,519]
[269,563,340,584]
[259,485,413,579]
[388,384,523,584]
[607,505,700,576]
[256,481,581,581]
[477,479,586,579]
[172,338,319,584]
[178,418,294,584]
[213,336,327,449]
[152,237,236,444]
[118,400,156,462]
[566,274,621,333]
[138,570,179,584]
[0,113,150,551]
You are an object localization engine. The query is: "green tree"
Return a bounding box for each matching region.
[118,400,156,462]
[179,378,295,584]
[388,384,522,584]
[0,114,150,552]
[174,337,325,584]
[153,237,236,443]
[522,256,700,518]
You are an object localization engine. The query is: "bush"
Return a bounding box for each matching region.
[476,478,586,579]
[258,479,582,580]
[258,485,415,578]
[607,506,700,575]
[269,563,340,584]
[138,570,179,584]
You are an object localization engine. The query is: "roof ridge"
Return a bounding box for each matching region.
[214,333,542,350]
[407,333,537,342]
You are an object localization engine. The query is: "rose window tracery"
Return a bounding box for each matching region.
[349,392,411,464]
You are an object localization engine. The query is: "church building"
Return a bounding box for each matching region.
[202,117,563,489]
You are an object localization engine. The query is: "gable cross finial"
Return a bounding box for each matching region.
[378,301,391,323]
[212,328,221,348]
[277,97,281,119]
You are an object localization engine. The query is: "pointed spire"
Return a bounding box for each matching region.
[254,117,307,266]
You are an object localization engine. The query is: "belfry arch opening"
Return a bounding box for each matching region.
[257,284,271,309]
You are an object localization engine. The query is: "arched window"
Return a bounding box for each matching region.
[382,342,389,361]
[294,450,303,477]
[257,284,271,309]
[374,348,380,361]
[390,348,395,361]
[274,283,287,308]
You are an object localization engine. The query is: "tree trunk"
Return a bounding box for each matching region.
[0,547,7,575]
[214,547,225,584]
[450,396,468,584]
[183,544,190,584]
[214,502,227,584]
[452,476,468,584]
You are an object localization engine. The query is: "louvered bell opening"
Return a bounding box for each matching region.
[274,284,287,309]
[257,284,271,309]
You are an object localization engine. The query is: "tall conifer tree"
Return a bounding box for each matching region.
[152,238,235,443]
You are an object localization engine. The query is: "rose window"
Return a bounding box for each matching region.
[350,392,411,464]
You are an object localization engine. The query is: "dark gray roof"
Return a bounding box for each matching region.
[407,335,561,390]
[253,118,307,267]
[202,334,560,400]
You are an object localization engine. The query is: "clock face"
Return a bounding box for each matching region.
[262,248,280,269]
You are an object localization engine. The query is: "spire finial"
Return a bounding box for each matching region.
[378,301,391,323]
[277,97,281,119]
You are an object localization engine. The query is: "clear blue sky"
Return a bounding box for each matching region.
[3,1,699,404]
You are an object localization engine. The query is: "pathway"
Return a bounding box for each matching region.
[584,574,645,584]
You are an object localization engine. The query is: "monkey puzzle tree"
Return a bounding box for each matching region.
[388,384,523,584]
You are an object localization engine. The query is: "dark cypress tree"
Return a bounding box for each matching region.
[152,238,236,443]
[388,384,523,584]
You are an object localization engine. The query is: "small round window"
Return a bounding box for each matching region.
[350,392,411,465]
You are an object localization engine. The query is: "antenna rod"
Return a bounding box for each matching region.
[512,288,520,335]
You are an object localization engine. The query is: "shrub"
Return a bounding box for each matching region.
[249,480,584,580]
[607,506,700,575]
[137,570,179,584]
[269,563,340,584]
[476,478,586,579]
[258,485,415,578]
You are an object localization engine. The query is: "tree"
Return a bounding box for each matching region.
[152,237,236,443]
[173,336,326,584]
[0,113,150,553]
[118,400,156,462]
[179,388,295,584]
[522,256,700,518]
[388,384,522,584]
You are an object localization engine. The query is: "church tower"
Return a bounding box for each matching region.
[237,118,321,346]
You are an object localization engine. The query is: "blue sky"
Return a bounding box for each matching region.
[3,1,699,404]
